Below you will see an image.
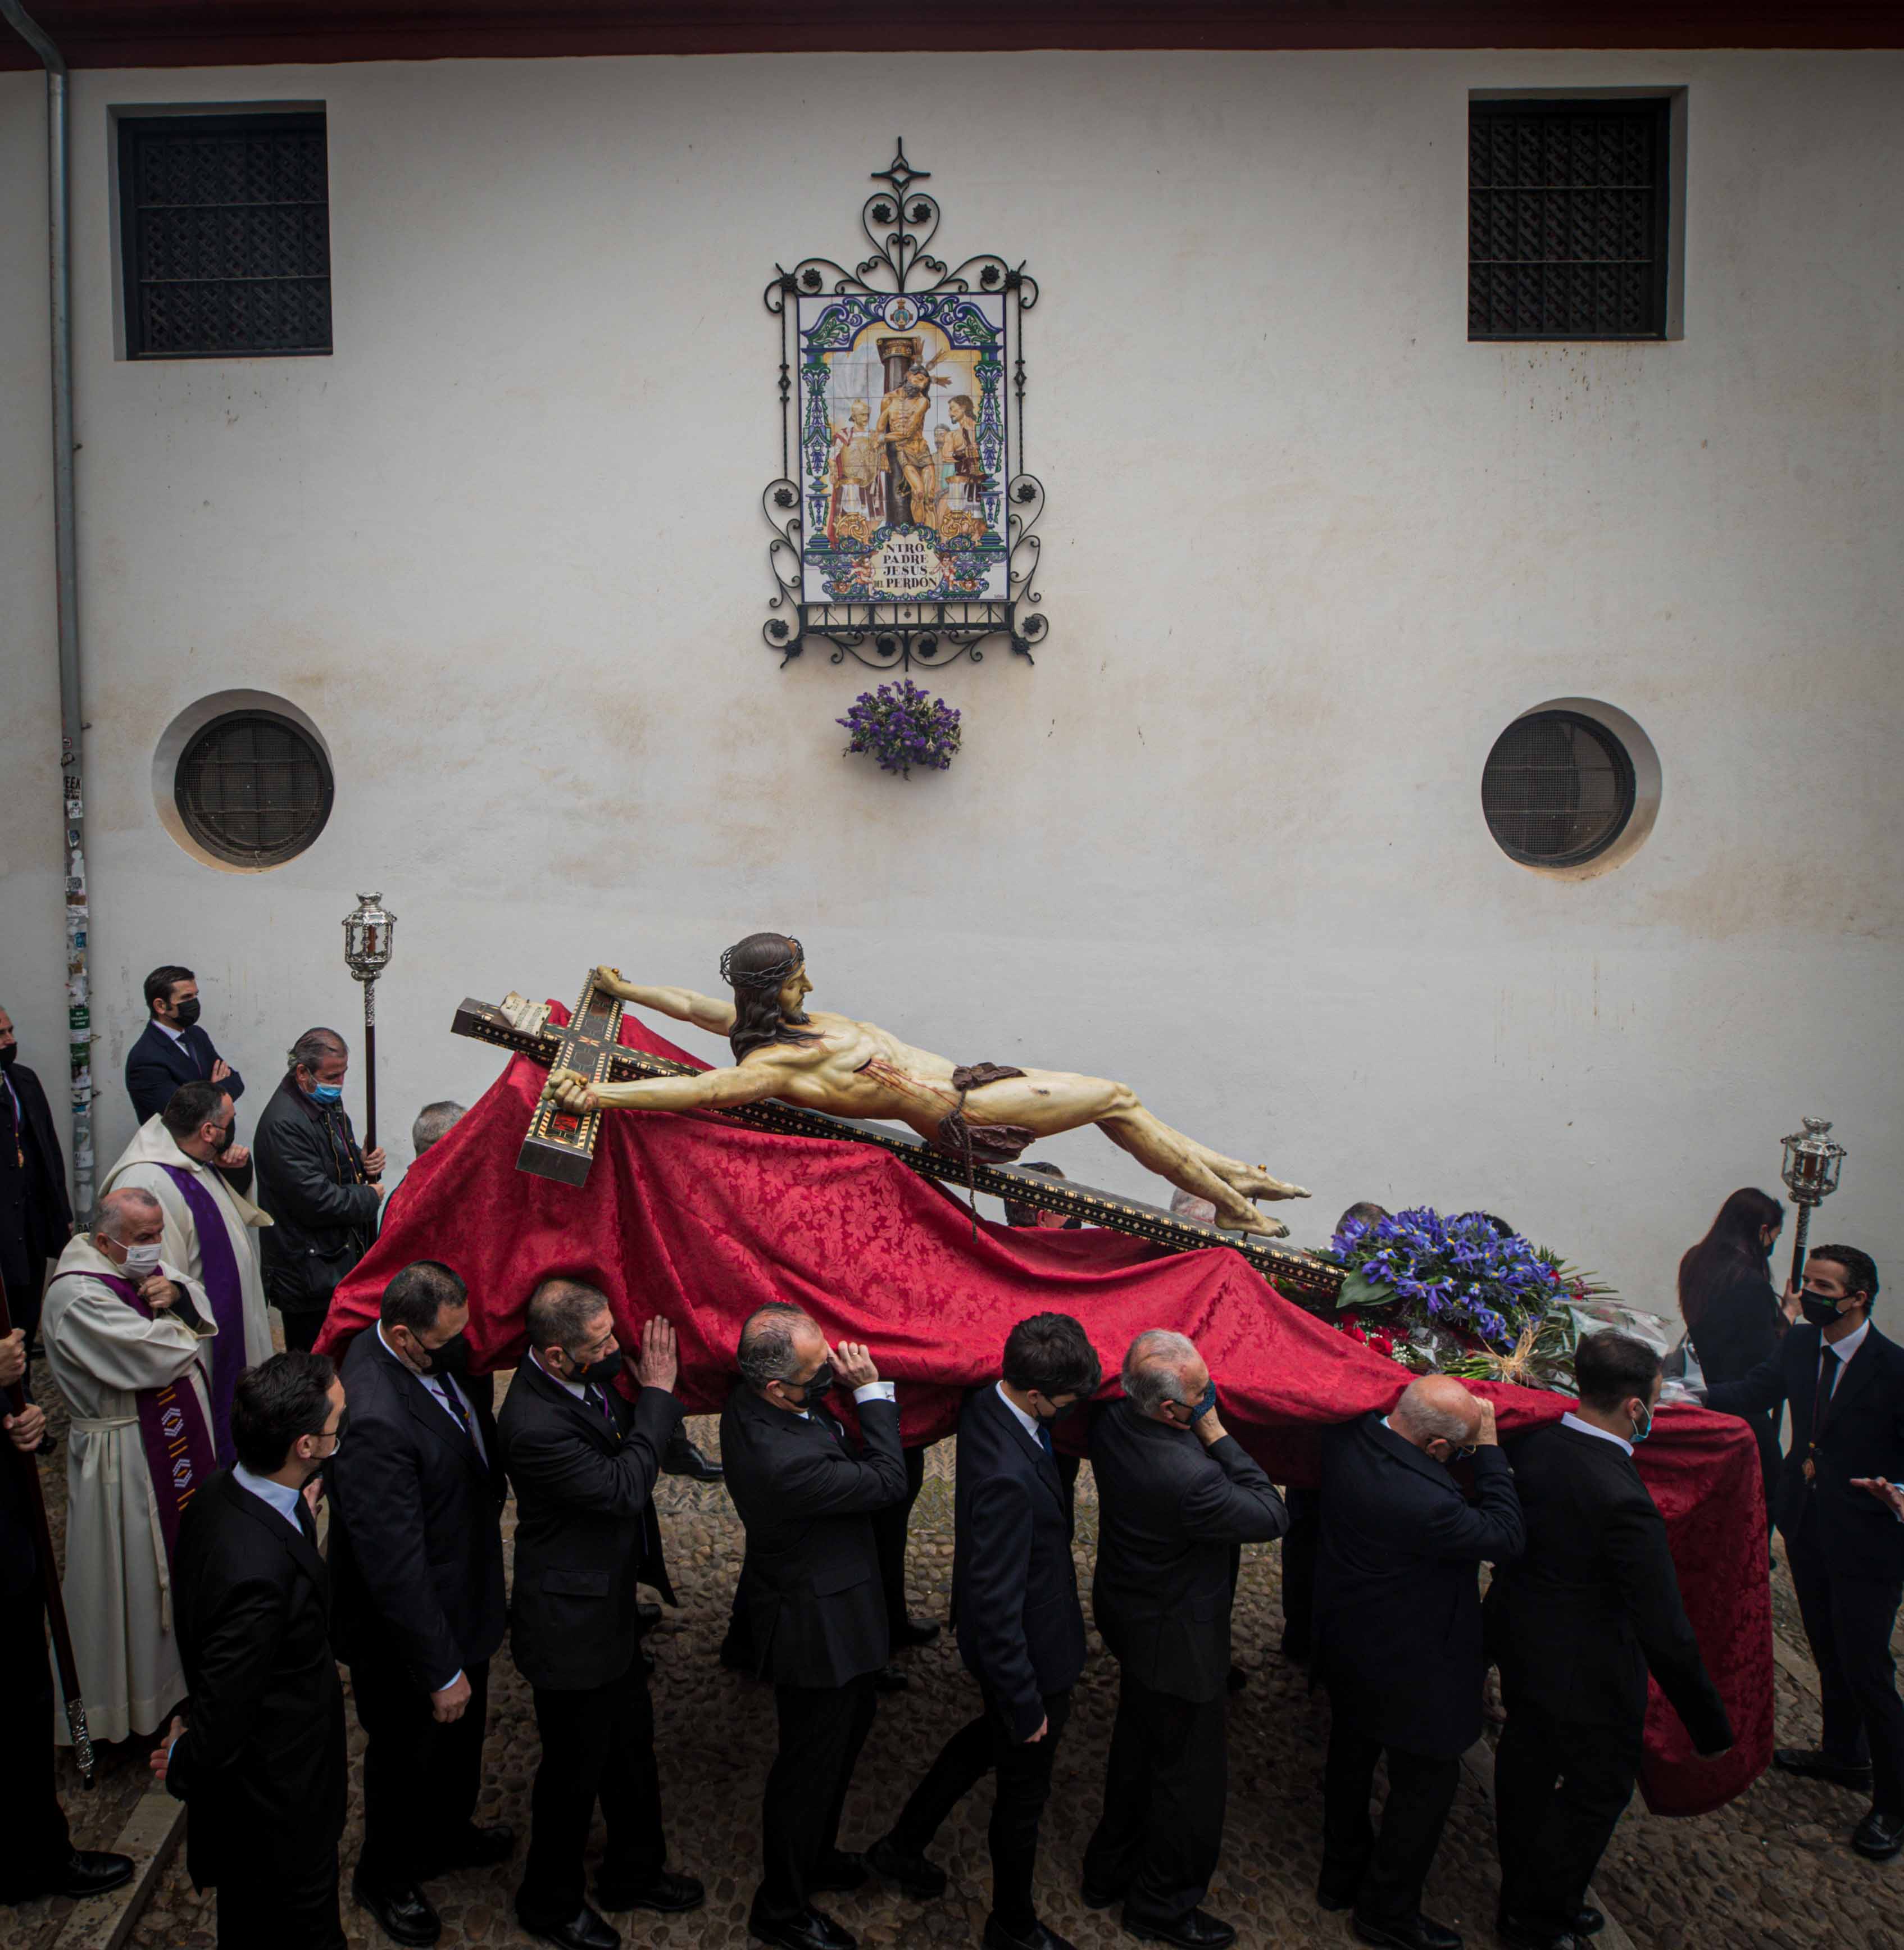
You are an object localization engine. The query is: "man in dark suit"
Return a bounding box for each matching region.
[0,1005,73,1373]
[1705,1244,1904,1859]
[0,1326,133,1907]
[149,1351,349,1949]
[1488,1333,1733,1950]
[125,967,252,1195]
[1081,1329,1290,1949]
[722,1302,907,1950]
[329,1261,512,1946]
[498,1277,703,1950]
[1314,1375,1525,1950]
[867,1312,1102,1950]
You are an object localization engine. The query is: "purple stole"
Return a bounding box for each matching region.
[94,1270,219,1569]
[157,1163,247,1469]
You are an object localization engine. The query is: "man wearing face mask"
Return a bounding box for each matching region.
[723,1302,908,1950]
[1487,1334,1732,1950]
[867,1312,1102,1950]
[328,1261,511,1946]
[1313,1374,1525,1950]
[500,1278,702,1950]
[1079,1330,1289,1950]
[255,1028,386,1352]
[126,966,252,1197]
[42,1187,217,1744]
[102,1081,275,1462]
[151,1352,349,1949]
[1704,1245,1904,1860]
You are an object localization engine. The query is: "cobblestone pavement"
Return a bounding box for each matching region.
[7,1374,1903,1950]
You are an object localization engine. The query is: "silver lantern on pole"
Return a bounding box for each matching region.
[1779,1115,1848,1295]
[342,893,396,1170]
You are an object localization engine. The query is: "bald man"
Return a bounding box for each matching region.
[42,1187,219,1743]
[1314,1377,1525,1950]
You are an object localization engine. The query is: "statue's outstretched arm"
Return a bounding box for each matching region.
[546,1058,780,1116]
[593,966,736,1036]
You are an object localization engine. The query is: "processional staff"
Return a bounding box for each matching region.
[0,1265,95,1785]
[1780,1114,1848,1294]
[342,894,396,1171]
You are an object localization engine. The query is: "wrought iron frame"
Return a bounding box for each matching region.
[762,142,1044,671]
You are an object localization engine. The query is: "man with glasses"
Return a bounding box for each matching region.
[1313,1375,1525,1950]
[102,1080,275,1460]
[722,1302,908,1950]
[150,1351,351,1950]
[499,1278,704,1950]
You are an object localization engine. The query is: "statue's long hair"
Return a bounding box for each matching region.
[722,932,821,1063]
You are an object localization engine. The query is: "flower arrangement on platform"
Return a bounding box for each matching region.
[838,679,962,776]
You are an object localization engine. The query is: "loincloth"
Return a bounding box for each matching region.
[929,1063,1036,1165]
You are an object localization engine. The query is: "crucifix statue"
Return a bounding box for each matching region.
[544,932,1308,1236]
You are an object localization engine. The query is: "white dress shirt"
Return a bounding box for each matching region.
[1820,1317,1870,1396]
[1561,1410,1634,1457]
[995,1379,1044,1446]
[232,1462,306,1535]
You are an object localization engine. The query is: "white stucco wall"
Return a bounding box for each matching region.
[2,49,1899,1319]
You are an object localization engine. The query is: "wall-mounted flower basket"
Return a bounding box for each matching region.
[839,679,962,777]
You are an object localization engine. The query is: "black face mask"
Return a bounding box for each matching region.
[1801,1291,1848,1330]
[416,1331,470,1379]
[210,1121,237,1155]
[0,1043,15,1070]
[788,1361,837,1409]
[571,1346,622,1388]
[1038,1396,1081,1425]
[172,997,202,1028]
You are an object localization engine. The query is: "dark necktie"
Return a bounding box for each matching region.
[1037,1420,1054,1458]
[585,1384,616,1428]
[1812,1346,1842,1443]
[435,1379,476,1447]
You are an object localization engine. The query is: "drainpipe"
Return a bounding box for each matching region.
[2,0,93,1222]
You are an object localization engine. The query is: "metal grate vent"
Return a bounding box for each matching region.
[1482,710,1636,868]
[1469,98,1669,340]
[119,113,331,358]
[176,711,333,866]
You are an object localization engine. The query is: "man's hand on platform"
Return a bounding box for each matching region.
[0,1328,24,1390]
[833,1342,879,1391]
[638,1317,679,1394]
[4,1402,46,1453]
[1473,1398,1499,1448]
[139,1274,182,1312]
[546,1067,601,1115]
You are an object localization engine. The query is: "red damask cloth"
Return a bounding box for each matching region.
[322,1006,1771,1817]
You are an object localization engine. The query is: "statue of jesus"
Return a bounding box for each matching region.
[544,933,1308,1236]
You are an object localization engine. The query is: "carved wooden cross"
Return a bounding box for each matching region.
[503,970,624,1186]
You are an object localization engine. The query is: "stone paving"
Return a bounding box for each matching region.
[7,1374,1904,1950]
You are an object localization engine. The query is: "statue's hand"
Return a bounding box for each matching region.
[594,964,629,999]
[545,1067,601,1115]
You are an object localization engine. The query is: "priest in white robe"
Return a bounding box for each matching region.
[102,1080,272,1460]
[42,1187,218,1744]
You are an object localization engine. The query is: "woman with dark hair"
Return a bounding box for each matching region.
[1679,1187,1794,1512]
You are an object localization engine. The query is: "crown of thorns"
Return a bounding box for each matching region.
[720,937,805,992]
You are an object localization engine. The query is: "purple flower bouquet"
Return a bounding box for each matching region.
[838,679,963,778]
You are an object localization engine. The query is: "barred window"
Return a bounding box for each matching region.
[118,112,331,358]
[1482,710,1636,869]
[175,710,334,867]
[1469,98,1670,340]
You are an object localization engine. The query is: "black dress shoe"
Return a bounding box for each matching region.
[596,1867,705,1913]
[1775,1746,1873,1790]
[5,1849,137,1904]
[421,1821,515,1874]
[1352,1913,1462,1950]
[749,1906,857,1950]
[635,1600,662,1631]
[353,1874,443,1946]
[661,1430,724,1480]
[1573,1911,1603,1939]
[1124,1907,1238,1948]
[1315,1871,1361,1913]
[890,1615,942,1648]
[1852,1807,1904,1860]
[871,1662,910,1693]
[518,1903,620,1950]
[1080,1876,1125,1911]
[867,1833,948,1899]
[1495,1916,1581,1950]
[807,1849,870,1893]
[983,1919,1079,1950]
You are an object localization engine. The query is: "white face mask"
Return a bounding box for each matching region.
[118,1240,162,1278]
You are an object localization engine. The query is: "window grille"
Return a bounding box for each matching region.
[176,711,333,866]
[119,112,331,358]
[1482,710,1636,868]
[1469,98,1670,340]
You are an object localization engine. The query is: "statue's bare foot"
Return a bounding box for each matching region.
[1205,1157,1310,1204]
[1206,1186,1291,1238]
